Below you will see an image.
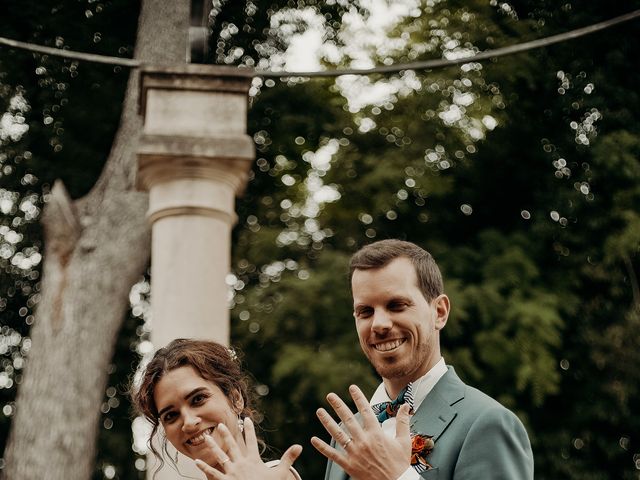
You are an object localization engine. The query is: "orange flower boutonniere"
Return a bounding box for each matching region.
[410,433,435,472]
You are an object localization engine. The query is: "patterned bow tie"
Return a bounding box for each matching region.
[371,383,415,423]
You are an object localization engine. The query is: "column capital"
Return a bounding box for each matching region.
[136,64,256,196]
[137,134,254,195]
[138,64,255,118]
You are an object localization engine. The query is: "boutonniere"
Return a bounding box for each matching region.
[410,433,435,472]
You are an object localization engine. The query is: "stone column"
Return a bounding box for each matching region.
[137,64,254,347]
[136,65,254,479]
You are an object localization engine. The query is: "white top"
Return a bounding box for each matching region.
[369,357,448,480]
[265,459,302,480]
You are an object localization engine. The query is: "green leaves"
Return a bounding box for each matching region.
[444,237,564,408]
[231,3,640,479]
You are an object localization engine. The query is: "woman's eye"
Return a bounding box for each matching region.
[192,393,207,405]
[162,412,176,423]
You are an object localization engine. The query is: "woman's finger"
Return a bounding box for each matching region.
[242,417,261,458]
[217,423,242,460]
[277,444,303,471]
[203,435,231,469]
[195,459,224,479]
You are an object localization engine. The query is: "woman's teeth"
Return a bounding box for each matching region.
[186,427,215,446]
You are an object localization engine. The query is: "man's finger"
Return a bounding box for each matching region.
[310,436,348,466]
[348,384,379,429]
[395,403,412,443]
[316,407,354,447]
[326,392,364,438]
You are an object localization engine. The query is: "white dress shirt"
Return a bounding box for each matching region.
[369,357,448,480]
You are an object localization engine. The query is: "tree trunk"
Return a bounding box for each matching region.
[2,1,189,479]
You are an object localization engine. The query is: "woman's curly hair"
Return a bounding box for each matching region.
[130,338,257,476]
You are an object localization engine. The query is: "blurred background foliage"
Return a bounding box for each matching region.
[1,0,639,479]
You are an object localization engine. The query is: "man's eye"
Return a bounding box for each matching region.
[389,302,407,310]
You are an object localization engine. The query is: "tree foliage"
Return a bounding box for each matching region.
[230,2,640,479]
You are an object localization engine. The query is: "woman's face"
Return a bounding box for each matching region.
[153,365,242,465]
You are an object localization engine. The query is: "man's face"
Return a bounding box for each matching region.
[352,257,448,391]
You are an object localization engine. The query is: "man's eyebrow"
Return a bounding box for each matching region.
[158,387,207,418]
[388,295,412,303]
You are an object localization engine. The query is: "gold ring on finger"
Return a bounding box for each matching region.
[342,437,353,450]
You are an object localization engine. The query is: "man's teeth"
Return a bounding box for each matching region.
[187,427,215,446]
[374,339,406,352]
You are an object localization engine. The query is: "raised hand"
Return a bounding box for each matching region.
[311,384,412,480]
[194,418,302,480]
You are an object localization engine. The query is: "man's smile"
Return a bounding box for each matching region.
[372,338,407,352]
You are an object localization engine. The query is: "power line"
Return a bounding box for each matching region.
[0,36,140,68]
[0,9,639,77]
[263,9,640,78]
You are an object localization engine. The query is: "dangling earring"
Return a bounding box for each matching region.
[237,415,244,433]
[173,450,179,464]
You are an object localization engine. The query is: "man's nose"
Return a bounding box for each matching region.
[371,310,393,333]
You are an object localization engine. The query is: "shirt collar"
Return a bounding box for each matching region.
[370,357,447,412]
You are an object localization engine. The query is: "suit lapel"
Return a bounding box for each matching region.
[410,366,465,442]
[326,460,349,480]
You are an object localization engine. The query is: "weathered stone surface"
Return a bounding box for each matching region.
[136,65,254,353]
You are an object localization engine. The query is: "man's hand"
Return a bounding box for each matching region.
[311,385,412,480]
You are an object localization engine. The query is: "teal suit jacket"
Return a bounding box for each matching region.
[324,367,533,480]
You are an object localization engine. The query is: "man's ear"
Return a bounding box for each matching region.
[433,294,450,330]
[229,389,245,413]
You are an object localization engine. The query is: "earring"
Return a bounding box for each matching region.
[237,415,244,433]
[173,450,179,464]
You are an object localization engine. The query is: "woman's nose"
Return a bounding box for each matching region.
[181,410,201,432]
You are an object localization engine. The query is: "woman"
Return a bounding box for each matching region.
[131,338,302,479]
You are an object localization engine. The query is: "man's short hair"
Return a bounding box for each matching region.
[349,239,444,300]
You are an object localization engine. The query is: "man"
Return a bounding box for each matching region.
[311,239,534,479]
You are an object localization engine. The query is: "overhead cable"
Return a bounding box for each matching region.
[0,9,638,77]
[261,9,640,77]
[0,36,140,67]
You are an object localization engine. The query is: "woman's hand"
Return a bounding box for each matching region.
[194,417,302,480]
